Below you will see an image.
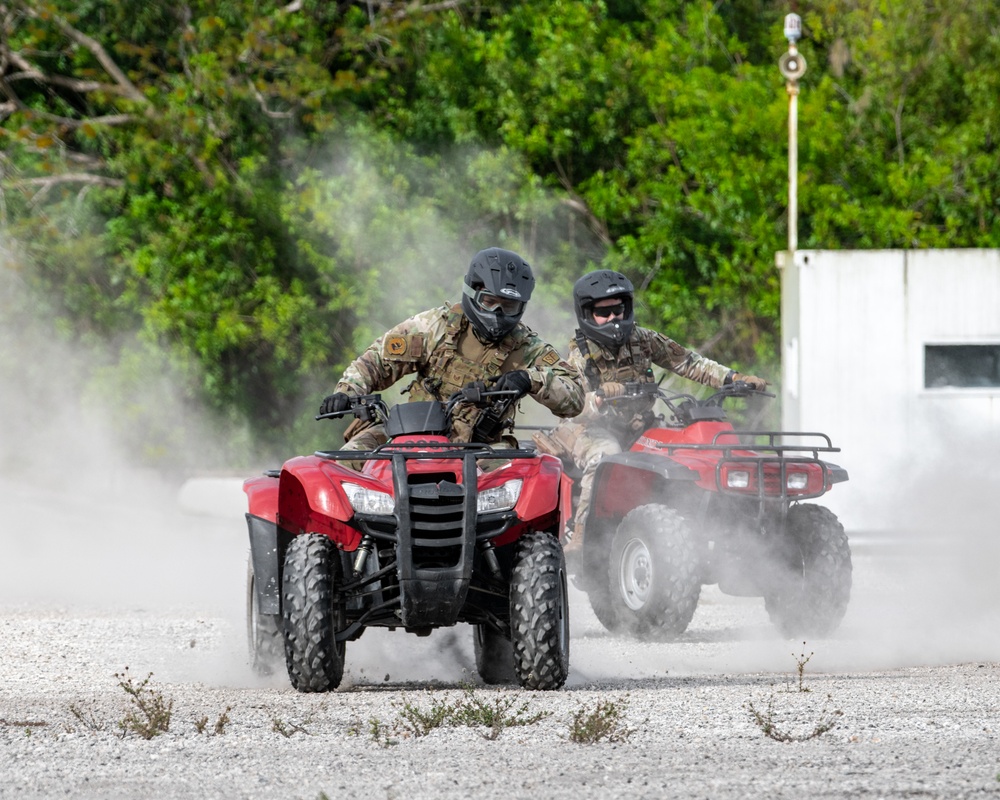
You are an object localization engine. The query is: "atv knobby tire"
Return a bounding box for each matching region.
[282,533,346,692]
[609,504,701,639]
[473,624,517,685]
[764,503,852,638]
[246,555,282,675]
[574,540,623,633]
[510,532,570,690]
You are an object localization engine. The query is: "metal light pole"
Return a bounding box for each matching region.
[779,13,807,253]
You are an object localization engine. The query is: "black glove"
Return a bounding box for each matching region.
[319,392,352,415]
[492,370,533,400]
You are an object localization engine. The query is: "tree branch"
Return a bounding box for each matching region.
[8,173,124,188]
[17,2,148,104]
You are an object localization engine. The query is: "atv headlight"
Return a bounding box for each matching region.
[477,478,523,514]
[786,471,809,490]
[343,482,395,515]
[726,470,751,489]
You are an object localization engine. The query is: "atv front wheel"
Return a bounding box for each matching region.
[510,532,570,690]
[609,504,701,639]
[473,624,517,685]
[764,504,852,638]
[246,555,282,675]
[282,533,346,692]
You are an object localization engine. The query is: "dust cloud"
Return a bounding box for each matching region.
[5,178,999,691]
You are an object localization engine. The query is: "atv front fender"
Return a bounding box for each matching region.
[512,453,565,523]
[277,456,363,550]
[589,451,699,521]
[244,474,279,522]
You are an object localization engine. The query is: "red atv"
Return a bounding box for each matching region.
[243,385,571,691]
[555,381,851,639]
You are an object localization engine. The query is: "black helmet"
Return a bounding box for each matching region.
[461,248,535,342]
[573,269,635,350]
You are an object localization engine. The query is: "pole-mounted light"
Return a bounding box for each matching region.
[779,13,807,253]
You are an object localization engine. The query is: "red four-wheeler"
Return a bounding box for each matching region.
[567,381,851,639]
[244,386,571,691]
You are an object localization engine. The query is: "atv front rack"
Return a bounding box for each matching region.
[315,440,538,462]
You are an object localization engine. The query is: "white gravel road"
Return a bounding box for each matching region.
[2,475,1000,800]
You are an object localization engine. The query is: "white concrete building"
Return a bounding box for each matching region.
[778,249,1000,535]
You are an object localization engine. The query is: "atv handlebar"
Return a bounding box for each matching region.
[314,386,522,425]
[315,394,390,423]
[601,380,775,426]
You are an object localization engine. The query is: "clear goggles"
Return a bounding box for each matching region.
[464,284,524,316]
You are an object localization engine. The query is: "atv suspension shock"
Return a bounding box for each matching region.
[478,540,503,581]
[353,534,375,577]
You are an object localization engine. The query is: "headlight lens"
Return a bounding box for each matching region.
[343,482,395,515]
[477,478,523,514]
[786,471,809,490]
[726,470,751,489]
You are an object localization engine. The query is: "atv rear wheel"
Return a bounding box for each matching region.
[246,555,282,676]
[609,504,701,639]
[282,533,346,692]
[473,624,517,685]
[510,532,570,690]
[764,504,852,638]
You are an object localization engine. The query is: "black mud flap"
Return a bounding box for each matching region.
[247,514,286,615]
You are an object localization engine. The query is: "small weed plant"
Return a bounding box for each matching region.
[194,706,233,735]
[746,692,843,742]
[745,643,843,743]
[116,668,173,740]
[790,642,814,693]
[272,716,311,737]
[68,703,105,732]
[568,697,635,744]
[394,685,551,741]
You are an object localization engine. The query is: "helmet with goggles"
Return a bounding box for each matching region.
[461,248,535,342]
[573,269,635,350]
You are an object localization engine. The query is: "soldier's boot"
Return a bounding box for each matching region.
[562,522,583,570]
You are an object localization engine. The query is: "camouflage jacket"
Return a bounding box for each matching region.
[568,326,733,428]
[335,303,585,442]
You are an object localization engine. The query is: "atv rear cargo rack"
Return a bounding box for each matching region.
[655,430,848,501]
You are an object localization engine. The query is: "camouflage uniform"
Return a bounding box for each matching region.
[335,303,584,450]
[552,326,733,534]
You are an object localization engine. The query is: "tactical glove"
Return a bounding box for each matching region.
[319,391,353,415]
[596,381,626,399]
[492,370,533,399]
[727,372,767,391]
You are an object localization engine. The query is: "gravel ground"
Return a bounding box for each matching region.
[3,476,1000,800]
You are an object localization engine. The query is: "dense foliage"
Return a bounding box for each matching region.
[2,0,998,463]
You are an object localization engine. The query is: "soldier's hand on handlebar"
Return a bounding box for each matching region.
[596,381,626,399]
[460,380,489,403]
[319,391,353,415]
[728,372,768,391]
[491,370,533,400]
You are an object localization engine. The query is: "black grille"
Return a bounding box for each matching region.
[409,477,466,567]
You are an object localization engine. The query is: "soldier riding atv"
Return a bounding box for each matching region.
[535,379,851,639]
[245,387,573,691]
[243,249,583,690]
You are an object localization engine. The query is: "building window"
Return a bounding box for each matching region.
[924,344,1000,388]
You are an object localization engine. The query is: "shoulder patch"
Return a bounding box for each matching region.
[383,334,423,361]
[539,347,561,367]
